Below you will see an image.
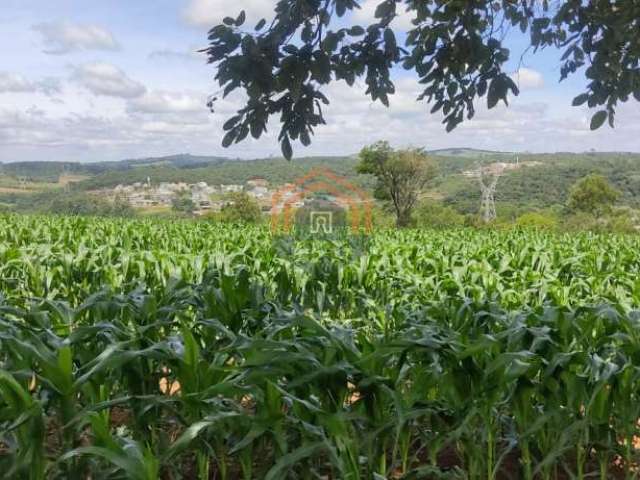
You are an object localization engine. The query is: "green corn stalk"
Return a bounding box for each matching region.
[0,370,46,480]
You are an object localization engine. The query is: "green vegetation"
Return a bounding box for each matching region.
[414,201,466,229]
[515,211,559,231]
[0,190,134,217]
[568,174,621,216]
[0,155,226,182]
[217,192,263,224]
[358,142,437,227]
[75,155,369,191]
[205,2,639,157]
[434,153,640,214]
[172,194,196,215]
[0,151,639,234]
[47,193,135,218]
[1,215,640,478]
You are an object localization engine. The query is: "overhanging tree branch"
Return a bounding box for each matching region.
[203,0,640,159]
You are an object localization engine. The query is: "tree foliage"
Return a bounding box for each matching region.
[172,194,196,214]
[568,173,620,216]
[415,200,465,229]
[48,193,133,218]
[358,141,435,227]
[219,192,263,223]
[204,1,640,159]
[515,211,558,230]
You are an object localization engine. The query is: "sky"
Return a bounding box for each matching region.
[0,0,638,163]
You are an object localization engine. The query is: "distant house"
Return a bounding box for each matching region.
[111,180,262,210]
[210,200,224,212]
[247,188,270,199]
[192,191,212,209]
[246,178,270,197]
[221,184,243,193]
[127,193,154,208]
[247,178,269,188]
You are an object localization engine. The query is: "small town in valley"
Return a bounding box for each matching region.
[106,177,323,215]
[107,177,271,213]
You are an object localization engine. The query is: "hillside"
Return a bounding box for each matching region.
[436,152,640,216]
[0,154,229,182]
[74,155,366,190]
[1,150,639,217]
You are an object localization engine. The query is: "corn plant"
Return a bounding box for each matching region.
[1,214,640,478]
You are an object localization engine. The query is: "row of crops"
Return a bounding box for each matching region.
[1,215,640,479]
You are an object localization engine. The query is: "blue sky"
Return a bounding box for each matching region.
[0,0,638,163]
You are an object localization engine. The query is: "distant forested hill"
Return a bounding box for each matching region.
[2,150,640,216]
[437,152,640,214]
[74,155,370,190]
[0,154,228,182]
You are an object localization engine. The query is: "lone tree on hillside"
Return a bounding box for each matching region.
[219,192,263,224]
[172,194,196,214]
[358,141,435,227]
[568,174,620,217]
[204,1,640,159]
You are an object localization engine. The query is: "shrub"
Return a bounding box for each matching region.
[567,174,620,216]
[47,193,133,217]
[561,212,600,232]
[218,192,262,224]
[415,201,465,229]
[562,209,638,234]
[369,205,396,229]
[515,212,558,230]
[606,208,638,234]
[172,194,195,214]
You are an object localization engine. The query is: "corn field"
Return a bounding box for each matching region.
[1,214,640,479]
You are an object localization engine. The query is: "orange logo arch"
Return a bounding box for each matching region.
[270,167,373,234]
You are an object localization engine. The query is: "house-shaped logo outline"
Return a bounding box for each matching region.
[270,167,373,233]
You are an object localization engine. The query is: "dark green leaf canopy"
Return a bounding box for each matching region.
[203,1,640,159]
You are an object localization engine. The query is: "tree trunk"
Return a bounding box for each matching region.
[396,211,412,228]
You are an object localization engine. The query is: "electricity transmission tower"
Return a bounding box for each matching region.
[476,163,501,223]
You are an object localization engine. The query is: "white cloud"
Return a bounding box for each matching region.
[353,0,415,31]
[183,0,417,32]
[33,21,119,55]
[262,74,640,156]
[0,102,224,162]
[511,68,545,89]
[0,72,35,93]
[72,63,146,99]
[3,86,639,162]
[0,72,61,96]
[148,48,203,62]
[1,59,638,161]
[0,107,171,147]
[36,77,63,96]
[139,120,210,135]
[183,0,274,27]
[128,91,205,114]
[127,90,210,125]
